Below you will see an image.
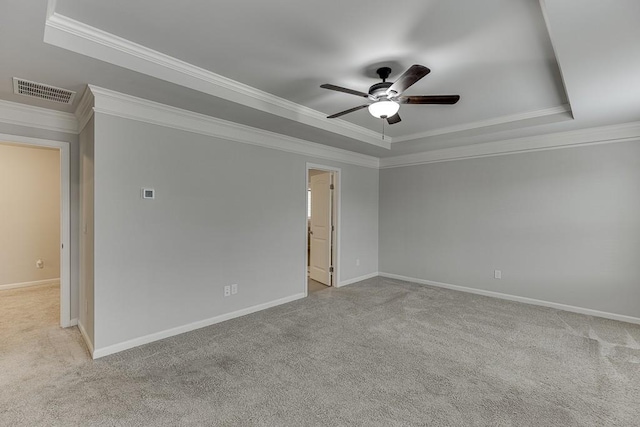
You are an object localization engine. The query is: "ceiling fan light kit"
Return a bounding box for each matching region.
[368,100,399,119]
[321,64,460,126]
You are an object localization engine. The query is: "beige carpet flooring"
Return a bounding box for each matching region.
[0,284,88,390]
[1,277,640,426]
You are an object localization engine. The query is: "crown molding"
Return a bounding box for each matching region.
[89,86,380,169]
[46,0,57,20]
[0,99,77,134]
[539,0,575,115]
[0,84,379,168]
[392,104,573,143]
[40,1,580,151]
[380,121,640,168]
[43,8,390,149]
[74,86,94,132]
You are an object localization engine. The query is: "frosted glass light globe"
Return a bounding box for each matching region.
[368,100,400,118]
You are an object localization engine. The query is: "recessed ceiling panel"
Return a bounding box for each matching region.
[56,0,568,138]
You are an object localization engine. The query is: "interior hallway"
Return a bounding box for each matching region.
[0,284,88,393]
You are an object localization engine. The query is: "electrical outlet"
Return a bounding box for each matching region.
[494,270,502,279]
[356,258,360,266]
[224,285,231,297]
[36,259,44,269]
[231,284,238,295]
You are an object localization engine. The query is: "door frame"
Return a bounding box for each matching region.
[0,133,72,328]
[305,163,341,296]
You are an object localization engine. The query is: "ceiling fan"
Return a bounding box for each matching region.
[320,64,460,125]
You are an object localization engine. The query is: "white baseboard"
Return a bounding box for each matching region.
[379,272,640,325]
[64,317,78,328]
[338,272,379,287]
[92,292,306,359]
[0,278,60,291]
[77,320,94,358]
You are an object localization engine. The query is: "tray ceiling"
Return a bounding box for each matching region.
[0,0,638,158]
[55,0,568,140]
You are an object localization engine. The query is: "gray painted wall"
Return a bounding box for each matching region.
[380,141,640,318]
[0,123,80,320]
[92,113,378,350]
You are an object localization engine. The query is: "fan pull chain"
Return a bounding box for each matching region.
[382,119,385,140]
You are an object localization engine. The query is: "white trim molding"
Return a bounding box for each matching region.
[392,104,573,143]
[538,0,574,113]
[380,121,640,168]
[90,85,380,169]
[46,0,58,19]
[0,99,77,134]
[75,86,95,133]
[0,85,379,168]
[92,292,306,359]
[0,278,60,291]
[43,6,389,149]
[77,320,94,358]
[379,273,640,326]
[338,272,379,288]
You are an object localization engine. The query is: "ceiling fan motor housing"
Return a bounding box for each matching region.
[369,82,392,98]
[369,67,394,99]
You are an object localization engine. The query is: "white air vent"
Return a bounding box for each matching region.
[13,78,76,105]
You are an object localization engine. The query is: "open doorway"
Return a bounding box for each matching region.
[0,135,71,328]
[306,164,340,294]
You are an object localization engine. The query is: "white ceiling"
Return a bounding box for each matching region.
[1,0,639,158]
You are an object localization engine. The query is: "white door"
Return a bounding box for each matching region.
[309,172,332,285]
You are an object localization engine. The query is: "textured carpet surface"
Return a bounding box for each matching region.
[1,278,640,426]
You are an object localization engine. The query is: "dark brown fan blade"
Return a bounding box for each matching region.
[386,65,431,97]
[326,104,369,119]
[386,113,401,125]
[320,84,370,98]
[397,95,460,105]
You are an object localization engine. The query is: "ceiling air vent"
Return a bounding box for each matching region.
[12,78,76,105]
